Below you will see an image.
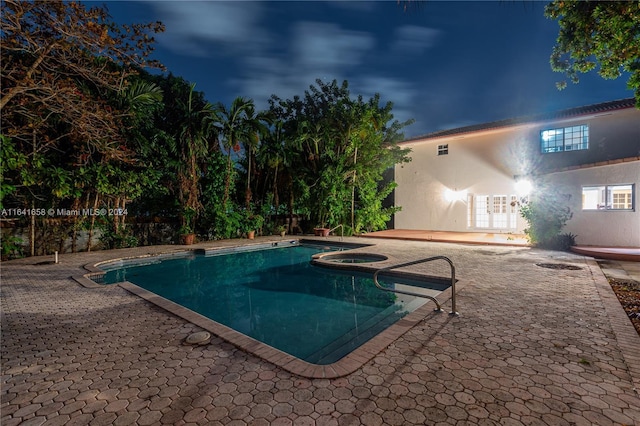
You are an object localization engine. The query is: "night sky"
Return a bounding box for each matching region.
[104,1,632,138]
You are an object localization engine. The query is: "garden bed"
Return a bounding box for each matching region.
[609,277,640,336]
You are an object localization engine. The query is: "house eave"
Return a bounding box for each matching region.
[401,98,636,146]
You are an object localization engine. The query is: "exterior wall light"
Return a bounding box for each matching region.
[514,177,533,196]
[444,188,467,202]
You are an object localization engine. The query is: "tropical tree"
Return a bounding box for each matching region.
[172,83,216,234]
[214,97,270,209]
[92,77,165,249]
[1,0,164,255]
[269,79,412,233]
[545,0,640,107]
[256,120,287,215]
[239,108,272,210]
[1,0,164,159]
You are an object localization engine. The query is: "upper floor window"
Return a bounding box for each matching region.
[541,124,588,153]
[437,144,448,156]
[582,184,634,211]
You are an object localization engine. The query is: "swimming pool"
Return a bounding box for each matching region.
[99,242,446,364]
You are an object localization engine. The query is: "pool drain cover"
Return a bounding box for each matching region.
[185,331,211,345]
[536,263,582,270]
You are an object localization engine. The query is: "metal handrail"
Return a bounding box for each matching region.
[328,224,344,240]
[372,255,458,316]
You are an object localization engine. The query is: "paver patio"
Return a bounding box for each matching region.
[2,237,639,425]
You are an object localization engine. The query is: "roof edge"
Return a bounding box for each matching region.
[403,98,636,143]
[538,156,640,176]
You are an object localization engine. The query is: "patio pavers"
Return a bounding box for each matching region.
[2,237,640,425]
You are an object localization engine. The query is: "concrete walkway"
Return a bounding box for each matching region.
[363,229,529,247]
[2,237,640,425]
[365,229,640,262]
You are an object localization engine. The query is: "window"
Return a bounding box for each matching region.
[541,124,588,153]
[582,184,634,210]
[437,144,448,156]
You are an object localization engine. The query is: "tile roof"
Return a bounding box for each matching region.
[403,98,637,142]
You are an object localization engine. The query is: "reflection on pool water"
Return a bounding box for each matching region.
[101,244,440,364]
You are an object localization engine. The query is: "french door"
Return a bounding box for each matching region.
[471,194,518,230]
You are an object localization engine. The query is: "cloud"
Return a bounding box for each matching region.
[227,21,424,135]
[291,22,375,72]
[390,25,440,55]
[325,0,377,13]
[229,21,376,110]
[195,12,417,134]
[151,2,268,56]
[353,76,416,125]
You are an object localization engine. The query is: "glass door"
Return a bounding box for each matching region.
[472,194,517,230]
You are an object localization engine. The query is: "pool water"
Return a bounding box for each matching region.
[102,244,431,364]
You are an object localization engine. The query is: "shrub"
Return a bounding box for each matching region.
[98,217,138,249]
[544,232,577,251]
[519,197,573,249]
[1,234,25,260]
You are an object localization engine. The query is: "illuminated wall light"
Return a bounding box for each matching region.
[444,188,468,202]
[514,177,533,196]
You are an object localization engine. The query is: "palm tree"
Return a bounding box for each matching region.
[214,97,270,209]
[119,79,163,114]
[175,83,215,234]
[86,77,164,250]
[257,119,287,218]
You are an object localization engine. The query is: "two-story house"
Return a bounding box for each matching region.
[394,98,640,247]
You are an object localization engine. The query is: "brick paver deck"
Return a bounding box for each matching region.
[2,237,640,425]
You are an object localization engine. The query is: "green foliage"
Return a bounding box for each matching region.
[1,234,25,260]
[355,180,400,234]
[267,79,412,231]
[244,213,264,232]
[545,1,640,107]
[0,136,27,209]
[179,206,196,235]
[209,203,243,240]
[214,96,271,208]
[3,27,412,255]
[97,217,138,250]
[519,197,574,249]
[546,232,578,251]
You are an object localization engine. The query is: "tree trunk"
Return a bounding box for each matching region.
[120,199,127,230]
[222,148,233,207]
[351,147,357,231]
[87,192,99,252]
[71,197,80,253]
[288,177,295,234]
[114,197,120,235]
[30,127,36,257]
[273,162,280,218]
[245,148,252,210]
[30,202,35,257]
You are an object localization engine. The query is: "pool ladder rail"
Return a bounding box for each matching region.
[327,224,344,241]
[372,256,458,316]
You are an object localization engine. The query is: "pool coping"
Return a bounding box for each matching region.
[72,238,464,378]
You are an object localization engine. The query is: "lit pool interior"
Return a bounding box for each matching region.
[100,243,445,364]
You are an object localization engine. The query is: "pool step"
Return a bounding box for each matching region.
[305,297,427,365]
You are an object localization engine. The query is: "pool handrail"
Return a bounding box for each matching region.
[372,255,458,316]
[328,224,344,240]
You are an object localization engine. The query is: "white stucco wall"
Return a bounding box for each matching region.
[395,126,532,234]
[539,161,640,247]
[394,106,640,246]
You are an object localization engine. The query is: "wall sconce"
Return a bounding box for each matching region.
[514,175,533,196]
[444,188,467,202]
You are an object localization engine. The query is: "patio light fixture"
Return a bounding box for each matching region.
[514,176,533,196]
[444,188,467,202]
